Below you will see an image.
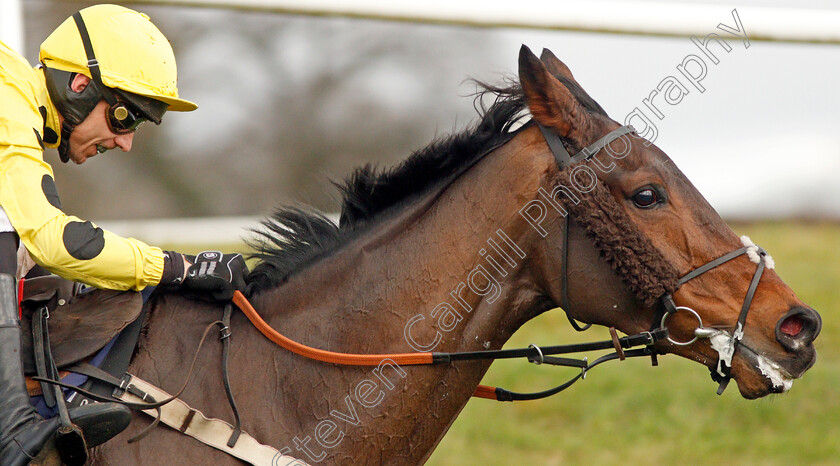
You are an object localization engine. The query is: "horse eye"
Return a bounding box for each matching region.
[632,188,659,208]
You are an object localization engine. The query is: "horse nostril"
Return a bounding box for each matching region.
[776,307,822,351]
[779,314,804,337]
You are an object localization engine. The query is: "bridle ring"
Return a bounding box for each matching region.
[660,306,704,346]
[528,343,545,365]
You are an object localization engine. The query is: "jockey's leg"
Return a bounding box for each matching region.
[0,233,132,465]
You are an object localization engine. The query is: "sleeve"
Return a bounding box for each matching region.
[0,74,165,291]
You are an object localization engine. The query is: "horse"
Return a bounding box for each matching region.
[90,46,820,464]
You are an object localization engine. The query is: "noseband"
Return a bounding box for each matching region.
[539,123,774,395]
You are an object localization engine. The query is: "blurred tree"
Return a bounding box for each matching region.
[23,1,503,219]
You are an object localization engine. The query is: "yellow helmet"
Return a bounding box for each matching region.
[39,4,196,112]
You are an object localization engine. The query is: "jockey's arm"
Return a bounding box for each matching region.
[0,82,173,291]
[0,149,170,291]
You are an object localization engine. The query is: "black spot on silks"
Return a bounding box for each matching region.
[38,106,58,144]
[43,127,58,145]
[32,128,44,150]
[41,175,62,209]
[63,221,105,260]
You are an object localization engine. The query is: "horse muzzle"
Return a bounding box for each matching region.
[775,306,822,357]
[715,305,821,398]
[767,306,822,380]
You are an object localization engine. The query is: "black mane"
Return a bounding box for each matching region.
[246,78,603,293]
[338,84,529,226]
[246,84,527,293]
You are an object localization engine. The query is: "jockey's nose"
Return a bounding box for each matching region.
[114,132,134,152]
[776,306,821,353]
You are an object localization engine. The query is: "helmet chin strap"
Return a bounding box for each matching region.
[58,120,75,163]
[54,12,119,164]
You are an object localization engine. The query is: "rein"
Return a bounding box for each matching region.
[227,122,776,400]
[34,123,775,428]
[231,291,668,401]
[222,123,677,401]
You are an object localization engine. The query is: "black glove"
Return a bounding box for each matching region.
[182,251,248,301]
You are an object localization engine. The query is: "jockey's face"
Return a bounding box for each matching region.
[62,74,135,165]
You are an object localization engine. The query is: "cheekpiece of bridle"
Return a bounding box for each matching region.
[539,122,774,395]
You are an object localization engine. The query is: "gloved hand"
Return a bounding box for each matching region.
[181,251,248,300]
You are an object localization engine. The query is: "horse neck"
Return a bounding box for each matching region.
[236,128,568,463]
[255,128,558,355]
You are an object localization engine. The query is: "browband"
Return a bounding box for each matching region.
[538,124,636,169]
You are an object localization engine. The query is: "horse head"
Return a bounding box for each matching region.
[518,45,821,399]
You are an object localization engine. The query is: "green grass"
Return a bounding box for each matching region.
[174,222,839,464]
[427,221,840,465]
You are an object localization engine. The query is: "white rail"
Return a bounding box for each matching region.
[117,0,840,44]
[0,0,24,54]
[98,214,340,246]
[98,216,261,246]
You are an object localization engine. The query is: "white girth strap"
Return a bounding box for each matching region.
[117,374,309,466]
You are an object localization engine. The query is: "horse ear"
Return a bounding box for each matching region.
[540,48,609,118]
[539,48,575,81]
[518,44,591,141]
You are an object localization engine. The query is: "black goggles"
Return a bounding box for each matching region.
[106,100,147,134]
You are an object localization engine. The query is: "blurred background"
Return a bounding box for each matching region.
[5,1,840,464]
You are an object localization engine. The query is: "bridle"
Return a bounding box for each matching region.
[220,122,776,401]
[540,122,774,395]
[220,122,774,401]
[656,240,772,394]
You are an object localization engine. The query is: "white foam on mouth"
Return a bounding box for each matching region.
[706,328,737,378]
[703,328,793,390]
[756,356,794,391]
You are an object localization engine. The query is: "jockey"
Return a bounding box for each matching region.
[0,5,246,465]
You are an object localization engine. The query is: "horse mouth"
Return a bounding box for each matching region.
[702,329,811,398]
[737,343,795,395]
